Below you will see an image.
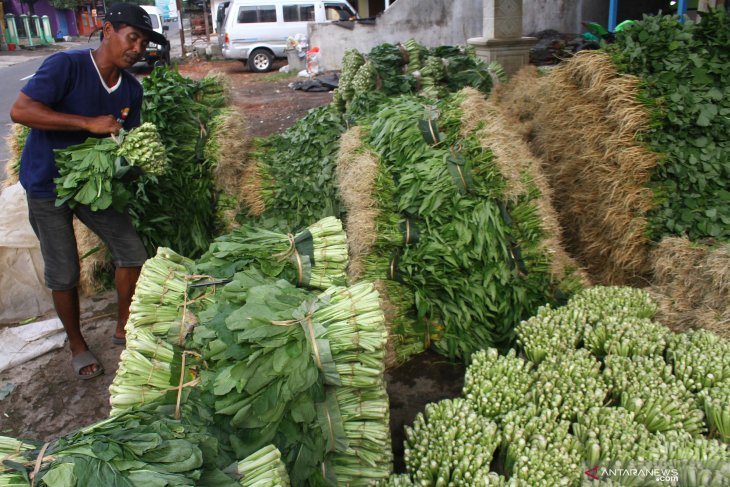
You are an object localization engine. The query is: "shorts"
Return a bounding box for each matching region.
[27,197,148,290]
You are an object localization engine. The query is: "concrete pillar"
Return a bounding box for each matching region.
[5,13,21,47]
[41,15,55,44]
[468,0,536,77]
[20,14,34,48]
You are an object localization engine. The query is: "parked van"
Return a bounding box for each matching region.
[219,0,357,72]
[140,5,171,65]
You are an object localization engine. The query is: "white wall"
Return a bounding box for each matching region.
[310,0,607,70]
[309,0,483,71]
[523,0,608,35]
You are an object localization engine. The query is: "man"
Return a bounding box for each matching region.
[10,3,168,380]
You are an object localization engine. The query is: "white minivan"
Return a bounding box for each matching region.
[219,0,357,72]
[140,5,170,65]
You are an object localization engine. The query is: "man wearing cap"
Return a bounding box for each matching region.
[10,3,168,380]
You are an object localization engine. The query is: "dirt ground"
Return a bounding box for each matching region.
[0,58,464,473]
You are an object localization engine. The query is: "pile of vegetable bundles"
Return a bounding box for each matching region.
[381,286,730,485]
[339,89,583,361]
[0,401,238,487]
[607,10,730,242]
[333,40,500,112]
[235,41,583,363]
[53,122,168,211]
[133,67,230,258]
[108,216,391,486]
[0,402,293,487]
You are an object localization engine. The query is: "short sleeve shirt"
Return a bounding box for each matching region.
[19,49,143,198]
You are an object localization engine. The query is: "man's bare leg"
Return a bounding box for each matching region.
[52,288,98,376]
[115,266,141,341]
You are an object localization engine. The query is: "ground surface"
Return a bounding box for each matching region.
[0,58,464,473]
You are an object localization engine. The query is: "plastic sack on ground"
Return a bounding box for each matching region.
[0,183,53,324]
[0,318,65,372]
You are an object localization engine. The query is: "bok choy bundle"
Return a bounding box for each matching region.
[191,271,391,486]
[0,402,238,487]
[196,216,348,290]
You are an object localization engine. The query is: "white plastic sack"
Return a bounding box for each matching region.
[0,183,53,323]
[0,318,65,372]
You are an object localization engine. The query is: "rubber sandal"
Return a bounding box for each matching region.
[71,350,104,380]
[111,335,126,346]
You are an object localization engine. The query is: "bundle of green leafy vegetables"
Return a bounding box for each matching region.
[228,444,290,486]
[196,216,348,290]
[189,270,391,486]
[607,10,730,241]
[130,67,228,257]
[0,400,241,487]
[53,122,168,212]
[239,105,347,233]
[54,136,131,212]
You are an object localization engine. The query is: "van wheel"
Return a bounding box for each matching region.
[249,48,273,73]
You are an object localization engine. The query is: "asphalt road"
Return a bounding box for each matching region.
[0,55,48,180]
[0,20,188,181]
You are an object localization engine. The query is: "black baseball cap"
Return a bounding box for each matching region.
[105,3,168,46]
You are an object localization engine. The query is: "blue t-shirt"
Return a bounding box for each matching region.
[19,49,143,198]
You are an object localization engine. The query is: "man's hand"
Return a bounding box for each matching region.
[86,115,123,135]
[10,92,122,134]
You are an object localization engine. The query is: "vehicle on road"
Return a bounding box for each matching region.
[141,5,171,65]
[219,0,357,72]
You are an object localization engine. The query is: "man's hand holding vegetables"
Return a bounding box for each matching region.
[9,3,168,380]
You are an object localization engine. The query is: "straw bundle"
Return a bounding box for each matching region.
[205,107,251,200]
[74,218,113,295]
[335,126,380,280]
[336,127,425,367]
[494,51,658,286]
[649,237,730,339]
[2,124,28,189]
[491,65,543,139]
[239,156,268,217]
[204,107,251,233]
[460,87,589,287]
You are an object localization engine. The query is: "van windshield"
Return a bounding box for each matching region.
[148,14,160,29]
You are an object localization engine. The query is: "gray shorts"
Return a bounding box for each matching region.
[27,197,148,290]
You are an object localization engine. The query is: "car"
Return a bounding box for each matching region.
[220,0,357,72]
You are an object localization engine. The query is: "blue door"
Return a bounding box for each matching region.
[56,11,68,38]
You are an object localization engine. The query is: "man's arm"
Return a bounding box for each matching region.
[10,92,123,135]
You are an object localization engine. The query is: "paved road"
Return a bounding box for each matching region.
[0,20,193,181]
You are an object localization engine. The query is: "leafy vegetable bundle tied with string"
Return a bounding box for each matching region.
[196,216,348,290]
[191,271,391,486]
[53,122,168,212]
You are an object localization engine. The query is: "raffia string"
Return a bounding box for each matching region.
[271,308,323,371]
[323,401,336,450]
[30,442,50,487]
[272,234,305,286]
[450,146,468,191]
[427,111,438,146]
[0,442,24,464]
[178,274,217,346]
[157,350,203,420]
[273,233,297,260]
